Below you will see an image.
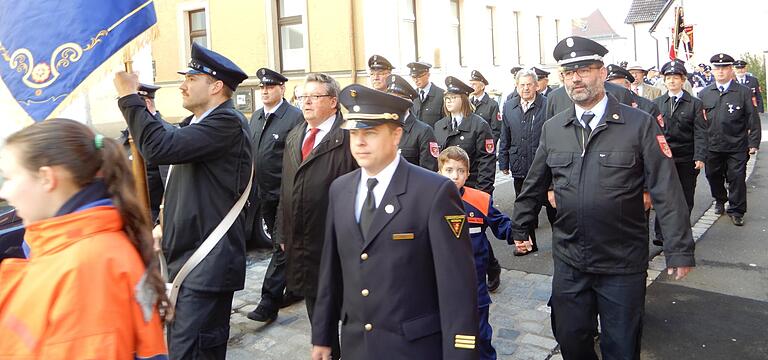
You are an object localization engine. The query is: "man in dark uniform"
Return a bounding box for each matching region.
[544,75,635,121]
[533,66,555,97]
[409,61,445,128]
[469,70,501,144]
[386,74,438,171]
[277,73,358,359]
[701,53,761,226]
[651,60,708,245]
[499,68,550,256]
[606,64,663,124]
[118,83,169,223]
[311,84,479,360]
[246,68,304,323]
[511,36,695,360]
[734,59,764,113]
[506,66,523,102]
[115,42,252,359]
[368,54,394,92]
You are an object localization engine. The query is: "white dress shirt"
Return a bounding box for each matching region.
[190,106,216,125]
[355,155,400,221]
[303,114,336,150]
[716,80,732,92]
[574,93,608,130]
[263,99,284,116]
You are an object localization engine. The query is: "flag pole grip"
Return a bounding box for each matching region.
[124,59,151,217]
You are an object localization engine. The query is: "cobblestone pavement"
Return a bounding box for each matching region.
[226,251,558,360]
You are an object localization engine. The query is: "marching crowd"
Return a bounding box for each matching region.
[0,32,762,360]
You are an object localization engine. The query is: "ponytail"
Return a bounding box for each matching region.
[6,119,170,319]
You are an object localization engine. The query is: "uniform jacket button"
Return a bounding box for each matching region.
[365,323,373,331]
[360,253,368,260]
[361,289,370,297]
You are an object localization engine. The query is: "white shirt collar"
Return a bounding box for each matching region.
[356,155,401,220]
[419,82,433,95]
[716,80,732,91]
[264,99,284,115]
[190,106,217,125]
[574,93,608,129]
[473,92,486,101]
[451,114,464,127]
[668,90,683,99]
[307,113,336,134]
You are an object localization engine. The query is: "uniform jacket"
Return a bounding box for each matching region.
[249,99,304,200]
[699,82,761,152]
[511,95,695,274]
[399,113,438,171]
[276,112,359,297]
[461,186,513,308]
[737,75,764,113]
[119,95,252,292]
[412,83,446,128]
[539,85,556,98]
[312,159,479,360]
[499,94,548,178]
[652,90,708,162]
[505,88,519,103]
[635,83,663,100]
[545,81,634,120]
[434,114,497,194]
[0,207,167,359]
[472,93,501,142]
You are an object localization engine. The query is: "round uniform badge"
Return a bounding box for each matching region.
[385,204,394,214]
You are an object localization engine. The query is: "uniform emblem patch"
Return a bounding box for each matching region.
[430,142,440,158]
[656,113,664,128]
[444,215,466,238]
[485,139,495,153]
[496,112,502,121]
[657,135,672,158]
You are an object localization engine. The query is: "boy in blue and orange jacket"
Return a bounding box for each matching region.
[438,146,532,360]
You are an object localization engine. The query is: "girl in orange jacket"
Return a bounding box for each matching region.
[0,119,168,359]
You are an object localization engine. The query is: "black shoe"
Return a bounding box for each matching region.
[280,293,304,308]
[714,202,725,215]
[487,268,501,293]
[652,238,664,247]
[247,305,277,323]
[730,215,744,226]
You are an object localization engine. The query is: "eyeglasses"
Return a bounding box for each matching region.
[562,66,601,79]
[444,95,461,102]
[297,94,333,102]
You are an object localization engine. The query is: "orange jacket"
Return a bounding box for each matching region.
[0,206,167,359]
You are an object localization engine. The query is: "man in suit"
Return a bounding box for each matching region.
[276,73,358,359]
[246,68,305,323]
[533,67,555,97]
[368,54,394,92]
[311,84,479,360]
[627,61,663,100]
[409,61,445,128]
[115,42,252,359]
[469,70,501,144]
[386,74,439,171]
[734,59,764,113]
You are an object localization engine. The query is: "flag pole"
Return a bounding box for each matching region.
[124,58,151,215]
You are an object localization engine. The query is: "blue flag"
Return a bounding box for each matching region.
[0,1,157,121]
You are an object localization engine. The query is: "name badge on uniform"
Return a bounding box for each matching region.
[392,233,415,241]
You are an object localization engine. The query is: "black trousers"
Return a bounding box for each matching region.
[705,151,748,215]
[167,287,234,360]
[550,258,647,360]
[306,296,341,359]
[655,161,699,240]
[513,178,557,248]
[258,198,291,311]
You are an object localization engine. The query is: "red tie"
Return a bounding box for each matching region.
[302,127,320,160]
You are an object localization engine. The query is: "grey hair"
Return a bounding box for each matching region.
[516,69,538,83]
[305,73,341,109]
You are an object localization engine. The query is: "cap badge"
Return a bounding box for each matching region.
[566,37,574,47]
[350,89,357,98]
[720,54,724,59]
[385,204,394,214]
[612,114,619,120]
[570,52,576,58]
[352,105,361,112]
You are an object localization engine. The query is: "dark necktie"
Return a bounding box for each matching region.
[419,89,425,102]
[473,98,481,107]
[581,112,595,136]
[359,178,379,239]
[302,127,320,160]
[452,118,458,132]
[719,86,725,94]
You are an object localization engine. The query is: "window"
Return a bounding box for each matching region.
[277,0,306,71]
[450,0,463,65]
[487,6,497,65]
[537,16,544,65]
[514,11,522,65]
[188,9,207,48]
[555,19,561,44]
[400,0,419,63]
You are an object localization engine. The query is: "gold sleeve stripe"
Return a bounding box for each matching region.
[455,334,476,340]
[455,343,476,349]
[455,339,476,345]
